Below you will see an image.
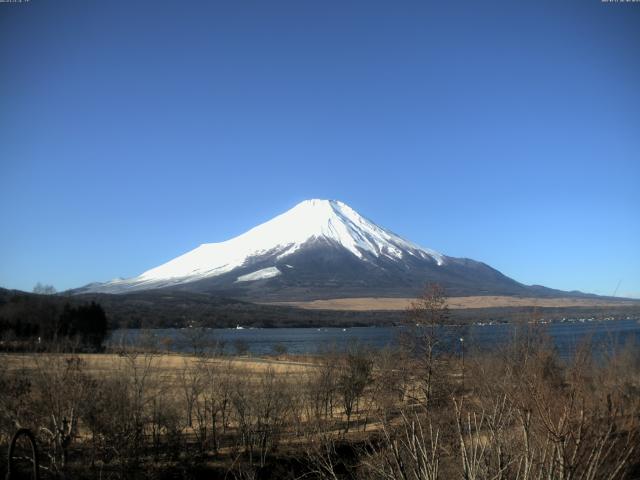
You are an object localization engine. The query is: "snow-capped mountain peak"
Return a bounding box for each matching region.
[82,199,445,293]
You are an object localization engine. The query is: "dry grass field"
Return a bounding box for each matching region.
[267,295,640,311]
[0,352,318,388]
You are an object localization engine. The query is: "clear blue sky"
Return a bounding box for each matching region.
[1,0,639,297]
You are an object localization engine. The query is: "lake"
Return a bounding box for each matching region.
[109,317,640,360]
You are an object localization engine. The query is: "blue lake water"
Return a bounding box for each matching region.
[110,318,640,360]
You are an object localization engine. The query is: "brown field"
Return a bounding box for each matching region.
[267,295,640,311]
[0,352,316,378]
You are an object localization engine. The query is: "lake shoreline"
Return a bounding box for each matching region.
[109,317,640,360]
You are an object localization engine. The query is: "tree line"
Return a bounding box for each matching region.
[0,292,108,350]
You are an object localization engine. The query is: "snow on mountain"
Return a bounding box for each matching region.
[85,199,445,293]
[235,267,282,283]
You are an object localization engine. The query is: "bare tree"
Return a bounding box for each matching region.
[230,366,292,467]
[362,406,441,480]
[179,327,222,356]
[303,430,345,480]
[31,355,92,473]
[0,363,33,445]
[199,358,235,453]
[306,352,338,424]
[179,358,203,429]
[83,349,161,474]
[337,344,373,432]
[33,282,57,295]
[404,283,451,407]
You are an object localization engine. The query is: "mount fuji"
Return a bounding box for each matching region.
[75,199,571,301]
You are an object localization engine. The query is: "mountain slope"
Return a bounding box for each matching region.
[74,199,581,300]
